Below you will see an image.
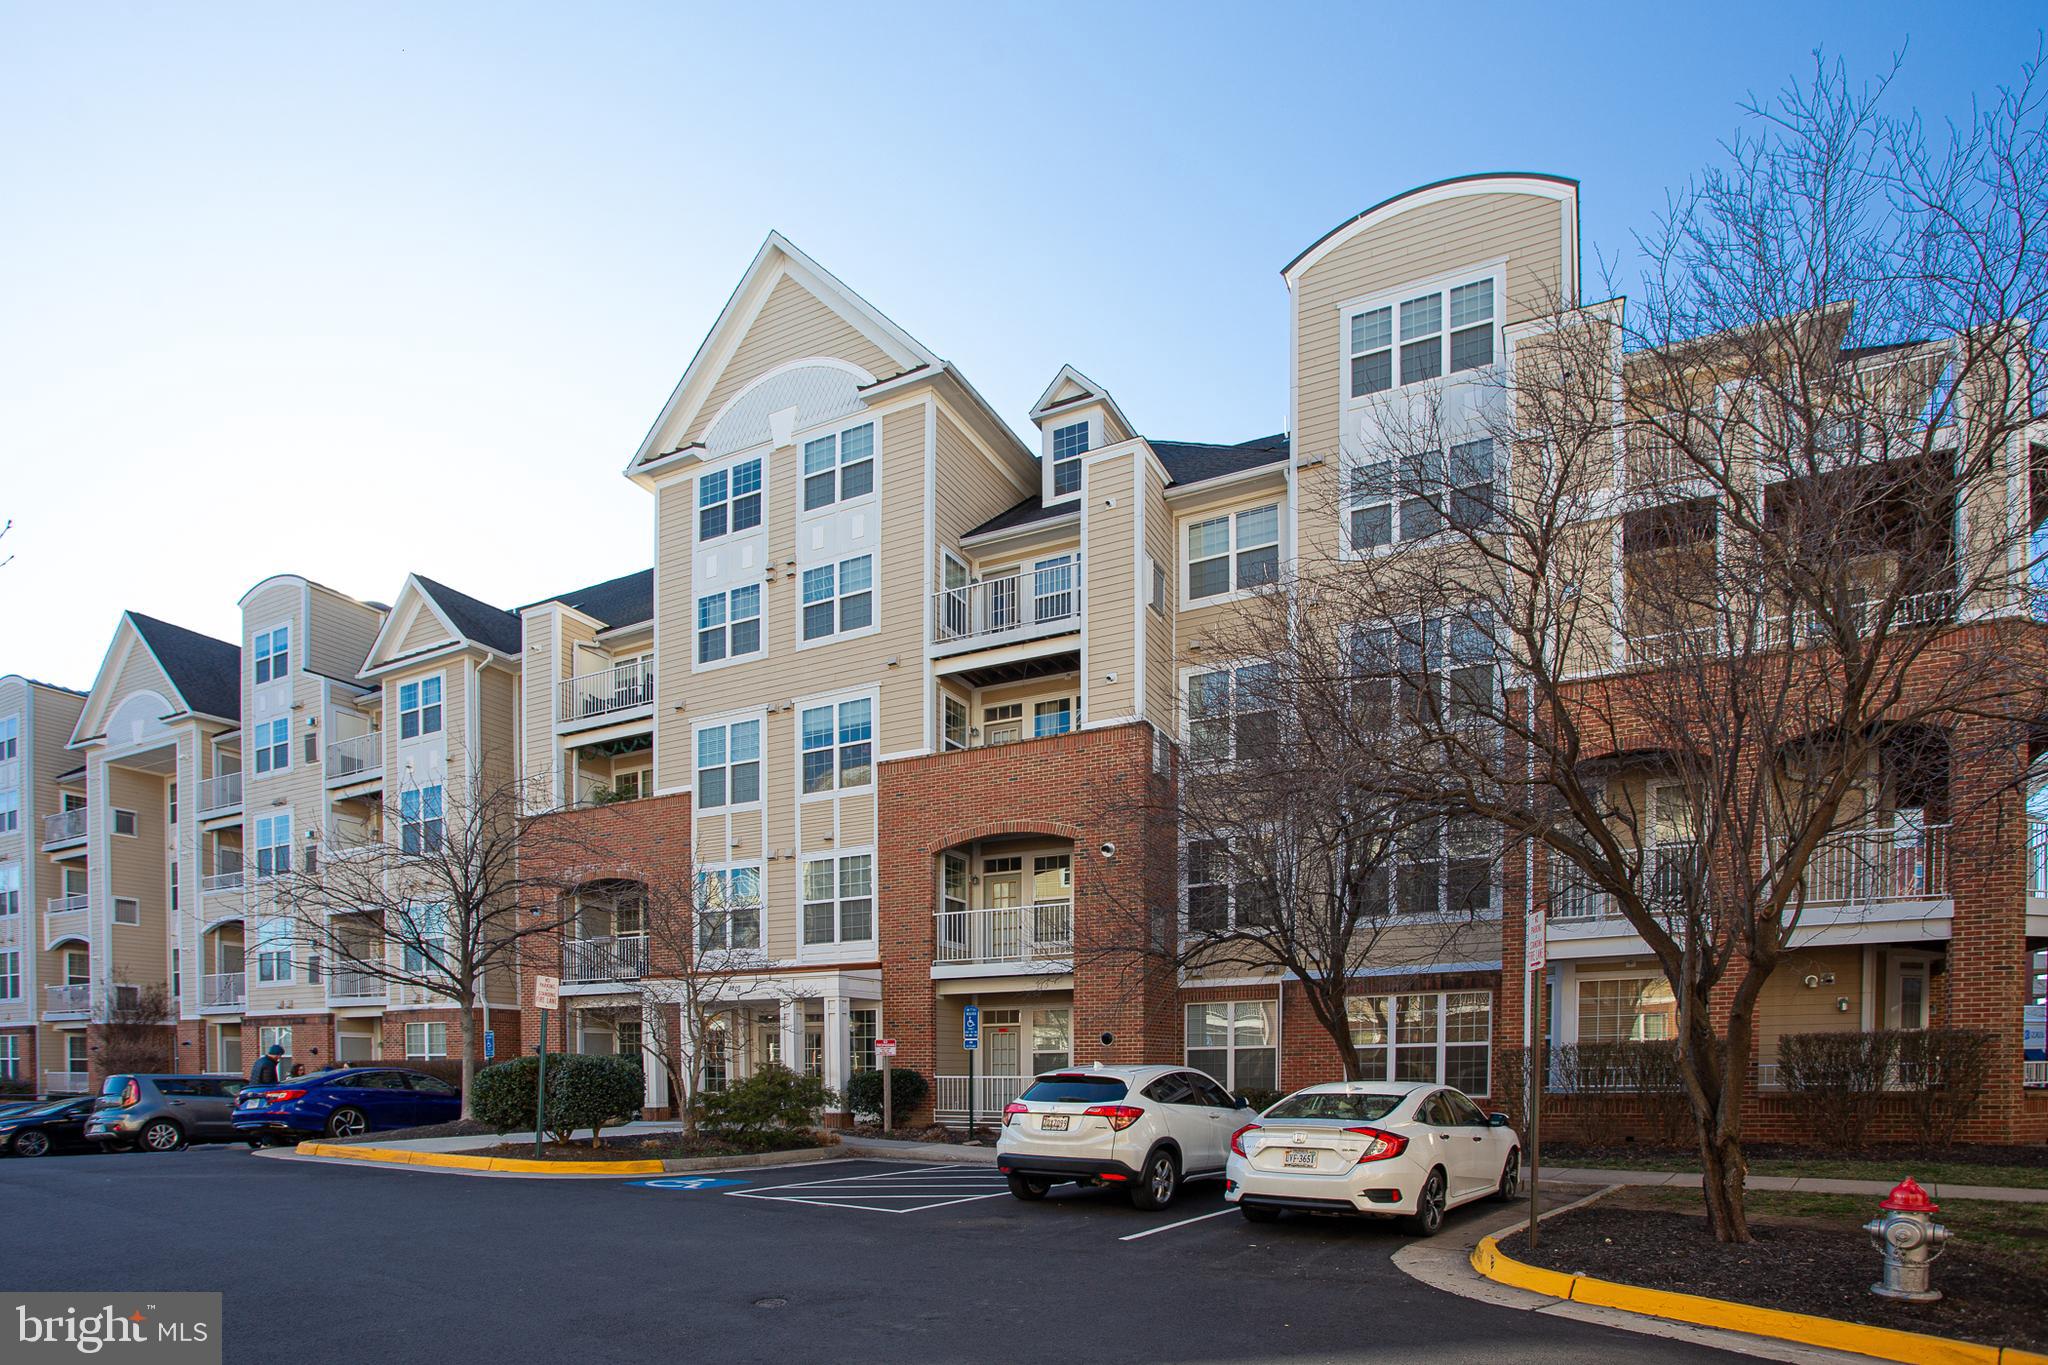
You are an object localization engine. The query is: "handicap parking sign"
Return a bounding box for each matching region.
[963,1004,980,1050]
[629,1176,751,1191]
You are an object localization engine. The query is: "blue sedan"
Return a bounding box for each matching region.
[231,1067,461,1142]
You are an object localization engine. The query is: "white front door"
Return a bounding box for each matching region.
[986,872,1023,959]
[1886,955,1933,1031]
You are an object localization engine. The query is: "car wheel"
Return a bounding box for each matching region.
[1240,1203,1281,1224]
[326,1109,369,1139]
[1493,1149,1521,1202]
[139,1120,185,1153]
[1006,1174,1051,1201]
[1129,1149,1180,1211]
[1403,1166,1448,1237]
[12,1130,52,1158]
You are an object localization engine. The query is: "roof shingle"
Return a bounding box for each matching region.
[412,577,522,657]
[527,569,654,629]
[127,612,241,722]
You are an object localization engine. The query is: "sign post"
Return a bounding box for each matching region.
[876,1038,898,1132]
[484,1030,496,1062]
[962,1005,980,1135]
[1524,910,1546,1249]
[532,974,559,1161]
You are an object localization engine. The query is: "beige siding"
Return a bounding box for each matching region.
[103,765,169,989]
[477,664,519,792]
[108,635,176,715]
[307,586,385,681]
[934,410,1034,568]
[654,481,695,791]
[684,274,896,446]
[1140,461,1176,724]
[398,607,452,657]
[1081,451,1138,723]
[1755,947,1866,1057]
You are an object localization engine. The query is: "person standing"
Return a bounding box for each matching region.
[250,1044,284,1086]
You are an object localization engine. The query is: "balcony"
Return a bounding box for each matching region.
[934,902,1073,969]
[1794,822,1949,907]
[325,968,387,1005]
[327,819,383,857]
[198,772,242,814]
[563,935,648,984]
[559,662,655,726]
[201,972,245,1011]
[45,894,88,940]
[202,864,245,895]
[43,984,91,1017]
[932,559,1082,655]
[932,1074,1028,1124]
[326,732,382,782]
[42,1071,91,1095]
[41,808,87,849]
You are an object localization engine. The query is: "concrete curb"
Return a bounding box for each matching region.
[291,1140,840,1177]
[1470,1229,2048,1365]
[837,1136,997,1165]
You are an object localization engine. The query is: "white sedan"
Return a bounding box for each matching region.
[1223,1080,1520,1235]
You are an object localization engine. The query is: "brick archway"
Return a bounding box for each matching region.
[922,817,1084,857]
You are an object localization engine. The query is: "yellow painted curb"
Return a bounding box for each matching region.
[295,1141,666,1175]
[1471,1234,2022,1365]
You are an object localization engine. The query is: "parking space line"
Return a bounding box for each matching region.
[721,1162,1014,1213]
[1118,1208,1238,1241]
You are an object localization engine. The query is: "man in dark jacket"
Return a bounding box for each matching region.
[250,1044,285,1086]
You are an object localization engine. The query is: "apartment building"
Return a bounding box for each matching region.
[0,675,89,1092]
[16,171,2044,1139]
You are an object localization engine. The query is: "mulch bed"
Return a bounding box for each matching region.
[1503,1193,2048,1351]
[1546,1140,2048,1171]
[847,1123,991,1146]
[466,1131,831,1163]
[330,1120,496,1146]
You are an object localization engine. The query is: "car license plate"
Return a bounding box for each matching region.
[1283,1150,1317,1168]
[1040,1114,1069,1131]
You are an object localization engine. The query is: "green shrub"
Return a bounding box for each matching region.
[471,1053,643,1147]
[1234,1088,1283,1114]
[697,1063,834,1139]
[845,1068,928,1123]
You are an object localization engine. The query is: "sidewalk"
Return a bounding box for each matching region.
[1538,1164,2048,1205]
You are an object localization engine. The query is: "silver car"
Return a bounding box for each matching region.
[85,1074,248,1153]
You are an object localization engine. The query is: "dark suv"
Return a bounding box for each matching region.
[86,1074,247,1152]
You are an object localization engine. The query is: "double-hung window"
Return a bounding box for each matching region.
[695,720,761,809]
[1352,440,1496,550]
[802,853,874,946]
[406,1021,449,1059]
[695,865,762,952]
[253,626,290,684]
[1392,815,1494,916]
[801,555,874,641]
[1346,990,1492,1094]
[1186,505,1279,601]
[1185,1000,1278,1092]
[254,917,293,983]
[800,699,872,795]
[1185,839,1274,934]
[1349,275,1496,399]
[1349,305,1393,396]
[1578,975,1678,1043]
[398,676,443,739]
[400,784,444,855]
[1186,663,1278,764]
[254,718,289,774]
[802,422,875,511]
[0,715,17,760]
[0,951,19,1000]
[698,457,763,541]
[1050,421,1089,498]
[696,585,762,664]
[0,864,17,917]
[0,1033,16,1077]
[400,902,448,975]
[253,813,291,880]
[0,790,14,835]
[260,1026,292,1064]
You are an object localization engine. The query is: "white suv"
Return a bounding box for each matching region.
[996,1064,1251,1209]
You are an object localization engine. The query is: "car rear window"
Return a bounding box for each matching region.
[98,1076,131,1096]
[1019,1075,1129,1104]
[1263,1092,1404,1122]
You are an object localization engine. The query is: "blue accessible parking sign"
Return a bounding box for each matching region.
[629,1177,751,1191]
[963,1004,979,1050]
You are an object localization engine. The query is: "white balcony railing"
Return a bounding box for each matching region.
[2026,1060,2047,1088]
[202,864,245,894]
[563,935,648,983]
[325,969,386,1004]
[1793,822,1949,906]
[932,1074,1030,1122]
[42,1070,91,1095]
[326,731,382,780]
[201,972,245,1010]
[41,808,87,846]
[934,901,1074,966]
[43,984,91,1016]
[559,662,654,724]
[199,772,242,813]
[2030,820,2048,897]
[932,558,1082,648]
[46,894,90,918]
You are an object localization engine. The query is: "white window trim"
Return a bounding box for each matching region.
[112,896,141,926]
[111,808,139,837]
[252,620,292,686]
[405,1020,450,1059]
[1047,417,1093,500]
[1335,258,1506,412]
[795,416,879,519]
[1344,989,1495,1096]
[794,553,880,652]
[796,686,878,801]
[693,862,765,955]
[1177,659,1275,766]
[253,811,293,881]
[694,452,766,546]
[692,711,767,814]
[396,670,447,743]
[692,581,767,674]
[253,717,290,775]
[1183,997,1282,1092]
[0,714,20,763]
[1179,501,1285,611]
[797,846,878,961]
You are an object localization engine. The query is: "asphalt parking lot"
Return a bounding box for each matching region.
[0,1146,1751,1363]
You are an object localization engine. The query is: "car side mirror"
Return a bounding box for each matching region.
[1488,1112,1510,1128]
[1235,1095,1252,1109]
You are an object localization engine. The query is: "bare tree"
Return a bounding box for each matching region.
[1315,53,2048,1240]
[274,763,588,1114]
[98,984,176,1076]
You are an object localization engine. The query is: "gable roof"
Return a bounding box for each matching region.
[1028,365,1136,436]
[127,612,241,722]
[965,495,1080,540]
[1149,432,1291,486]
[413,576,522,656]
[526,569,654,629]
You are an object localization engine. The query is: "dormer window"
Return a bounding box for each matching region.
[1348,274,1496,397]
[1051,422,1090,498]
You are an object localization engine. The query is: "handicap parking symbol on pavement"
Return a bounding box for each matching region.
[630,1176,751,1191]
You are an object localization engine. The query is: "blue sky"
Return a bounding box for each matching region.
[2,2,2040,685]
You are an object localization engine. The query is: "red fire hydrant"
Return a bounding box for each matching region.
[1863,1177,1951,1303]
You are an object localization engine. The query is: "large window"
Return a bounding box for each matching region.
[1032,1008,1073,1074]
[1347,437,1497,553]
[1186,504,1279,601]
[254,918,293,983]
[802,422,875,511]
[405,1021,449,1059]
[0,864,17,917]
[698,457,763,541]
[400,902,449,975]
[260,1025,293,1065]
[1347,990,1492,1094]
[400,784,445,855]
[695,720,761,809]
[1186,1000,1278,1092]
[0,715,17,761]
[254,718,289,774]
[0,951,19,1000]
[851,1007,879,1074]
[802,853,874,946]
[1186,663,1277,764]
[398,676,443,740]
[253,625,290,684]
[1185,839,1274,934]
[0,1034,18,1078]
[696,585,762,664]
[696,865,762,952]
[1577,976,1677,1043]
[1032,698,1072,739]
[0,789,13,835]
[1050,421,1089,498]
[801,698,873,794]
[801,555,874,641]
[1389,816,1495,917]
[1349,275,1494,397]
[253,813,292,880]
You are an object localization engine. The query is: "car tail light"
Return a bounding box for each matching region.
[1344,1126,1409,1163]
[1229,1123,1261,1157]
[258,1090,306,1103]
[1002,1102,1028,1127]
[1082,1104,1144,1131]
[117,1080,140,1108]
